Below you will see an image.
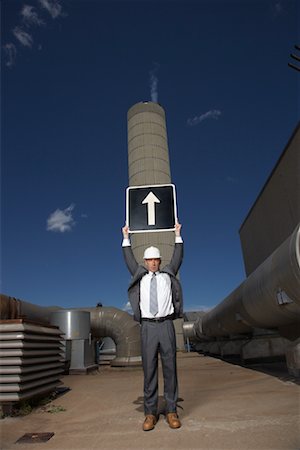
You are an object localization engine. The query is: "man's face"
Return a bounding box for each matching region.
[144,258,161,273]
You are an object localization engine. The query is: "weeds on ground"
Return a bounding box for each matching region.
[1,389,67,419]
[39,404,66,414]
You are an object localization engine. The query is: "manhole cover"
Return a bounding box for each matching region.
[16,432,54,444]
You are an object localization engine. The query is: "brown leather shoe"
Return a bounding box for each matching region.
[166,412,181,429]
[143,414,157,431]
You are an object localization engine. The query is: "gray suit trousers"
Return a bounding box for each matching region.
[141,319,178,415]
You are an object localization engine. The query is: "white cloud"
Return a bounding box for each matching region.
[13,27,33,47]
[187,109,222,126]
[123,301,133,315]
[46,204,76,233]
[3,0,66,67]
[3,43,17,67]
[38,0,63,19]
[21,5,44,26]
[149,63,159,103]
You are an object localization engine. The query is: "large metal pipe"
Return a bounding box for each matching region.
[0,296,142,366]
[182,321,211,341]
[78,307,141,366]
[198,223,300,340]
[182,322,197,340]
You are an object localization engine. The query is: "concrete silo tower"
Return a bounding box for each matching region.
[127,102,175,267]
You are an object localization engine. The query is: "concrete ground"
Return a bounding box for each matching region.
[1,353,300,450]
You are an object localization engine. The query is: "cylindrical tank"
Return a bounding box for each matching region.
[50,310,90,340]
[127,101,175,267]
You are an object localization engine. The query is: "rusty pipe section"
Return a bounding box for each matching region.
[77,307,142,366]
[199,223,300,340]
[0,294,60,322]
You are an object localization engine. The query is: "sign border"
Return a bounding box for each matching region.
[126,183,178,233]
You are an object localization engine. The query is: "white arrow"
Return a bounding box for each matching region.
[142,192,161,225]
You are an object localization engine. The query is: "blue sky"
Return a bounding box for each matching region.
[2,0,299,313]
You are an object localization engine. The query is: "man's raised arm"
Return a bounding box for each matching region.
[168,221,183,274]
[122,225,138,275]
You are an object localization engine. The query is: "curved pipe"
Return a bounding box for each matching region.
[0,295,142,367]
[200,223,300,340]
[77,307,142,366]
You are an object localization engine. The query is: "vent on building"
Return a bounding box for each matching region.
[0,320,64,403]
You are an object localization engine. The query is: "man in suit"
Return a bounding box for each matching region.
[122,222,184,431]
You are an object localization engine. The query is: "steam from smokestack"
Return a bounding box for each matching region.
[149,63,159,103]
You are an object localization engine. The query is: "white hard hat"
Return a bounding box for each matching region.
[143,246,161,259]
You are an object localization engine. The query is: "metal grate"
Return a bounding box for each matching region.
[16,432,54,444]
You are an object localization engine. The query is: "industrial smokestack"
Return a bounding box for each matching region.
[127,101,175,267]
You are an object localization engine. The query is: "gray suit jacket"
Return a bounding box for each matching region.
[123,243,184,323]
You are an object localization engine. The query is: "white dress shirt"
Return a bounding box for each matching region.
[140,271,174,318]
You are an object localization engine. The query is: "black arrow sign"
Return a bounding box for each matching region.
[126,184,177,233]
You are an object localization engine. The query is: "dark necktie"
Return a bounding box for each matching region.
[149,273,158,316]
